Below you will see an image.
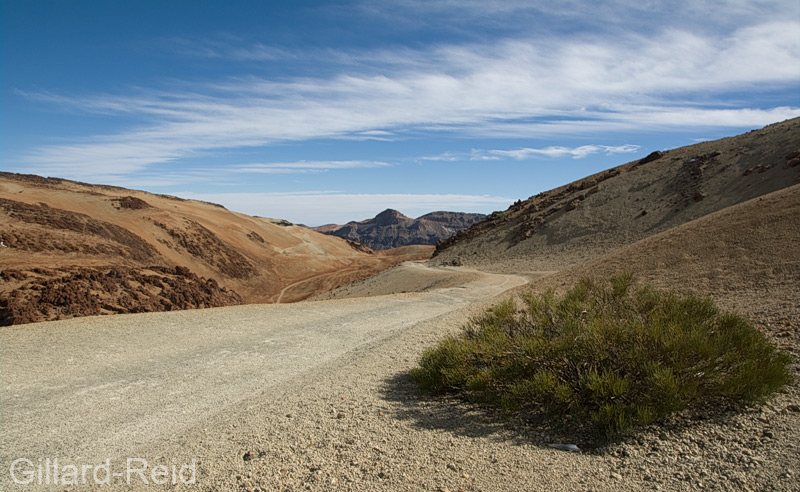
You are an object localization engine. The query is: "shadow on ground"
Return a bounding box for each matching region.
[379,371,583,449]
[379,370,774,454]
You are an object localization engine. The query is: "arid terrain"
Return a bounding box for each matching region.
[0,174,432,325]
[314,209,486,250]
[433,117,800,272]
[1,119,799,491]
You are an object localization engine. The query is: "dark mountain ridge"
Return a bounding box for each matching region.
[313,209,487,250]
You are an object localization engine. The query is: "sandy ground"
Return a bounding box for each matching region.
[0,266,526,491]
[310,261,483,300]
[2,259,796,491]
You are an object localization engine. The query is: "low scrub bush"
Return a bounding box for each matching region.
[410,274,793,440]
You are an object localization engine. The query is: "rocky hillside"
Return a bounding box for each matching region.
[537,182,800,318]
[314,209,486,250]
[0,174,432,325]
[433,117,800,270]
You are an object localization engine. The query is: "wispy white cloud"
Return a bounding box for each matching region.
[16,18,800,179]
[490,144,640,160]
[419,149,501,162]
[174,191,514,226]
[359,0,800,34]
[422,144,640,162]
[450,107,800,139]
[232,160,391,174]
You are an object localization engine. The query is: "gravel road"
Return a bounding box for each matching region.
[2,263,797,492]
[0,266,525,490]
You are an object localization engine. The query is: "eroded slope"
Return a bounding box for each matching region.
[0,174,431,325]
[433,118,800,270]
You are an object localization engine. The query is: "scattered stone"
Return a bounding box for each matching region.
[548,443,581,452]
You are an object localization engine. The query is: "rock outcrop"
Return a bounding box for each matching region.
[314,209,486,250]
[0,266,244,325]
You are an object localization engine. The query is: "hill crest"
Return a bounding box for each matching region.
[0,173,433,325]
[433,117,800,270]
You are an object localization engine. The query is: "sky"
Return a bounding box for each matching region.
[2,1,799,226]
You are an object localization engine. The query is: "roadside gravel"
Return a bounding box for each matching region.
[1,263,797,491]
[158,291,800,492]
[0,267,524,491]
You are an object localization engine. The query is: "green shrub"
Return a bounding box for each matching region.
[409,274,793,440]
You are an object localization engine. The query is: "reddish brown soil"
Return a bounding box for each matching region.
[0,265,243,325]
[0,173,431,325]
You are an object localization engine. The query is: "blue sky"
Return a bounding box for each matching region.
[2,1,799,225]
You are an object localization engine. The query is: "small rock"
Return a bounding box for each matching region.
[639,151,664,165]
[336,412,346,419]
[548,443,581,452]
[610,472,623,480]
[242,451,254,461]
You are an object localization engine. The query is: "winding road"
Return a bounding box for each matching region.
[0,265,525,486]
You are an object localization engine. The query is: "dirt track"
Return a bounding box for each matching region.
[2,253,798,491]
[0,265,525,491]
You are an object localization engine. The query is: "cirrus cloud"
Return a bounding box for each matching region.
[14,18,800,180]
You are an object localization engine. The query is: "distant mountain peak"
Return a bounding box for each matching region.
[313,209,487,250]
[373,208,410,226]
